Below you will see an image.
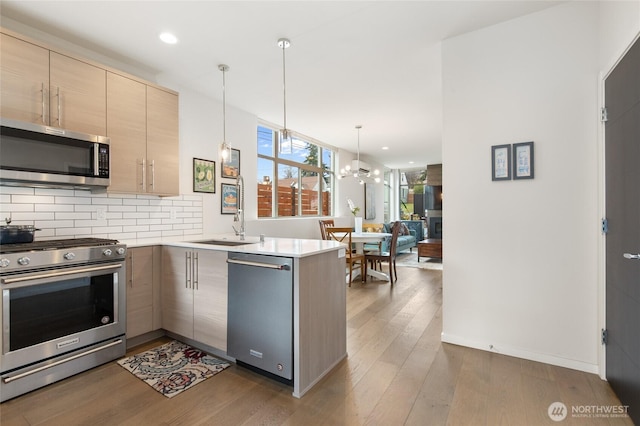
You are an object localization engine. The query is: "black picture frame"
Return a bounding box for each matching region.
[513,141,534,179]
[491,144,512,181]
[221,148,240,179]
[221,183,238,214]
[192,158,216,193]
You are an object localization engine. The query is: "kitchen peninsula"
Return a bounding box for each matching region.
[127,235,347,398]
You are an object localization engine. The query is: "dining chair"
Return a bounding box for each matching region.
[325,227,366,286]
[365,221,401,285]
[318,219,335,240]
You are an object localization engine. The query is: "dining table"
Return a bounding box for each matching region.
[347,231,392,282]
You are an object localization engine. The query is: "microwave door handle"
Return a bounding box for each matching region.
[94,143,100,176]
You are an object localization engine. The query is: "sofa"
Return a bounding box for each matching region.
[362,220,425,254]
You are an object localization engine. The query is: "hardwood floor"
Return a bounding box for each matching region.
[0,266,632,425]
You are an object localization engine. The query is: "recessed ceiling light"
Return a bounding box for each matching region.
[382,146,389,150]
[409,161,415,164]
[159,32,178,45]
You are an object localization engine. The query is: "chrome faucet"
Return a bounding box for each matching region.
[232,175,245,240]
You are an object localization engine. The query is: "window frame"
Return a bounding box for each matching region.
[257,122,336,218]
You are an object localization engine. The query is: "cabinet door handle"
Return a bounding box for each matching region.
[129,252,134,288]
[141,158,146,190]
[41,82,46,124]
[185,252,191,288]
[194,252,199,290]
[55,86,61,126]
[148,160,155,190]
[623,253,640,260]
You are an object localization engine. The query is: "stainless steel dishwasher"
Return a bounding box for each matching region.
[227,252,294,383]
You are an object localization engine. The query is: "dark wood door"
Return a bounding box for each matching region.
[605,36,640,423]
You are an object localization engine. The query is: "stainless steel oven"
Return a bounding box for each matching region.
[0,238,126,402]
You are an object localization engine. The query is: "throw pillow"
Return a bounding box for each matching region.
[400,223,410,236]
[363,223,384,233]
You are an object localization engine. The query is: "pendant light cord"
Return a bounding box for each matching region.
[222,66,227,141]
[356,125,362,169]
[282,42,287,130]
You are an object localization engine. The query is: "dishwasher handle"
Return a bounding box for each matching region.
[227,258,290,271]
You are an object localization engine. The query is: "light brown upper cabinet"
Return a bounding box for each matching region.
[106,73,147,194]
[146,86,179,196]
[106,73,179,196]
[49,52,106,135]
[0,33,50,124]
[0,33,106,135]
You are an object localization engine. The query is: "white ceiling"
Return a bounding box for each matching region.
[1,1,561,169]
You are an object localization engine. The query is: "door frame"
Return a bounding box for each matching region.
[597,30,640,379]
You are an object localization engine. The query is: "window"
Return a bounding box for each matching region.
[257,124,334,218]
[383,170,391,223]
[399,169,427,220]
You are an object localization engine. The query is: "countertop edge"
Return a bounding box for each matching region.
[121,235,344,258]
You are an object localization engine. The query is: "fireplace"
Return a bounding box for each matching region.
[428,217,442,239]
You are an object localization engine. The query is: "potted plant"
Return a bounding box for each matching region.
[347,199,362,233]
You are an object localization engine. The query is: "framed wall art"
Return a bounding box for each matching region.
[221,148,240,178]
[193,158,215,193]
[491,144,511,181]
[221,183,238,214]
[513,141,534,179]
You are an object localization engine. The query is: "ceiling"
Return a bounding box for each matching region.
[1,1,561,169]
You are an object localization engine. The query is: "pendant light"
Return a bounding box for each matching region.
[218,64,232,163]
[278,38,293,154]
[338,125,381,184]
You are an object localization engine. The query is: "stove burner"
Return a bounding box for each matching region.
[0,238,119,255]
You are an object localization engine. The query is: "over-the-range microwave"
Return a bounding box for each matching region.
[0,118,110,189]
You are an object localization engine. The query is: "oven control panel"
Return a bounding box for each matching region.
[0,243,126,274]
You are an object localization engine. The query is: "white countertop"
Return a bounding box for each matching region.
[120,234,344,258]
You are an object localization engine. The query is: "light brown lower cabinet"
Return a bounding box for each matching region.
[161,247,228,351]
[125,246,161,338]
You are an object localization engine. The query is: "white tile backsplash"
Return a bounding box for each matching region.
[0,186,203,241]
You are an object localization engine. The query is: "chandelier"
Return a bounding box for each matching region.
[278,38,293,154]
[218,64,232,163]
[338,125,381,184]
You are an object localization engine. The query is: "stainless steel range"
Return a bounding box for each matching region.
[0,238,126,402]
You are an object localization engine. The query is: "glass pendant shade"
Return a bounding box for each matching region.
[279,129,292,155]
[220,141,231,163]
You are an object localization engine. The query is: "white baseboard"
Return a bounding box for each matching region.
[441,332,599,374]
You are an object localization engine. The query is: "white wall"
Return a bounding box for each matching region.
[442,1,639,374]
[167,83,258,236]
[442,2,601,372]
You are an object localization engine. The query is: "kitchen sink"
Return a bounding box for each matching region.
[193,239,249,246]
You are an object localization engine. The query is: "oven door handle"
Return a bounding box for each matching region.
[2,339,123,384]
[0,263,123,285]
